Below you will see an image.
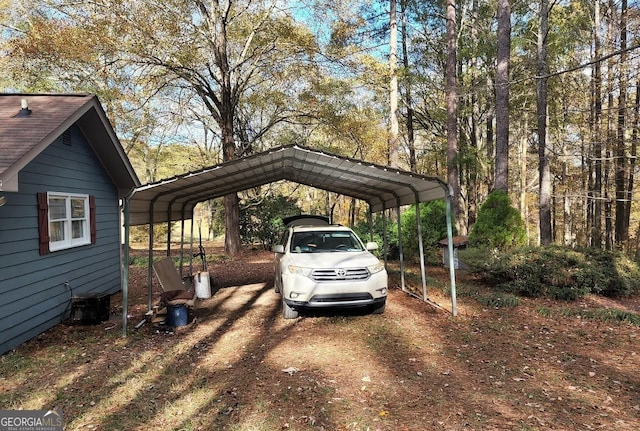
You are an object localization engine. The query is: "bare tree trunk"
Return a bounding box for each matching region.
[468,0,480,229]
[563,162,572,245]
[495,0,510,192]
[349,197,356,227]
[389,0,399,168]
[223,112,241,254]
[486,76,495,192]
[591,0,603,247]
[519,117,528,218]
[582,132,590,247]
[615,0,628,245]
[400,0,416,173]
[537,0,552,245]
[605,0,616,250]
[628,78,639,252]
[446,0,462,231]
[552,179,556,243]
[202,0,242,254]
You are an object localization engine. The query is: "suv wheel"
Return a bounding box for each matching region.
[274,274,281,293]
[282,296,299,319]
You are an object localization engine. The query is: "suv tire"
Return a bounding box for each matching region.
[282,296,299,319]
[274,275,281,293]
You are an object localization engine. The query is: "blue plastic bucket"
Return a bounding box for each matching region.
[167,304,188,327]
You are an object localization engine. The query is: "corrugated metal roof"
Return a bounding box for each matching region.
[129,145,449,226]
[0,93,140,196]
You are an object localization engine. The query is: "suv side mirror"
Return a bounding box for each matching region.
[272,244,285,254]
[365,242,378,251]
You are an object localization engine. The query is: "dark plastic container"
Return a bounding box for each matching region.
[167,304,188,327]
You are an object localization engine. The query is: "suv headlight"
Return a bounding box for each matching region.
[367,261,385,274]
[288,265,312,277]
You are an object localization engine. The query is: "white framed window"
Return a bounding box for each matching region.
[47,192,91,251]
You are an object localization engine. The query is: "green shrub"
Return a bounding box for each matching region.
[579,248,640,297]
[353,214,398,259]
[468,190,527,251]
[130,223,171,244]
[461,245,640,300]
[240,195,300,249]
[400,200,456,263]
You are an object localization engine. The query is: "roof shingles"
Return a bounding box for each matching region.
[0,94,93,174]
[0,93,139,195]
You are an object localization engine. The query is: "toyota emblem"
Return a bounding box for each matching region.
[336,269,347,277]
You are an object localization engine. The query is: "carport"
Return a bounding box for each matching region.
[121,145,457,334]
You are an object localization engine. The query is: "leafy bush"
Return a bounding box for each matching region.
[461,245,640,300]
[577,248,640,297]
[353,214,398,259]
[130,223,171,244]
[468,190,527,251]
[399,200,456,263]
[240,195,300,249]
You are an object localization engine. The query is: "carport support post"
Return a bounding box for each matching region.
[166,224,170,256]
[416,202,428,300]
[179,206,186,279]
[445,190,458,316]
[166,209,172,257]
[382,209,388,266]
[122,197,131,337]
[189,213,195,275]
[396,205,405,291]
[147,207,155,311]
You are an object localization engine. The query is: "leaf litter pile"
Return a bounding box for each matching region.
[1,244,639,430]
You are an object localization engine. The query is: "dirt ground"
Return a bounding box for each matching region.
[1,245,639,431]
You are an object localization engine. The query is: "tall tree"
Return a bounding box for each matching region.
[591,0,603,248]
[629,77,639,254]
[537,0,552,245]
[467,0,481,227]
[445,0,462,231]
[495,0,511,193]
[605,0,616,250]
[400,0,417,173]
[6,0,320,254]
[615,0,628,245]
[389,0,400,167]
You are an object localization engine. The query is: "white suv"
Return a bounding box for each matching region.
[273,219,388,319]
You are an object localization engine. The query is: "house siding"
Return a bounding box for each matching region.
[0,124,121,355]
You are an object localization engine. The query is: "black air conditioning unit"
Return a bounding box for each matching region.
[70,293,110,325]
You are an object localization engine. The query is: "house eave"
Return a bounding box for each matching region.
[0,93,140,197]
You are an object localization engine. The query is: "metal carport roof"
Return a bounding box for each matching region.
[128,144,451,225]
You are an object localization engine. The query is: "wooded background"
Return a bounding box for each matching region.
[2,0,638,254]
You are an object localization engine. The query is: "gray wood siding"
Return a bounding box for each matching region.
[0,125,122,354]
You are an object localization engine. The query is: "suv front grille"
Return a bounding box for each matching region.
[311,268,370,281]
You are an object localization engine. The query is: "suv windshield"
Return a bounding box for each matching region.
[290,230,364,253]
